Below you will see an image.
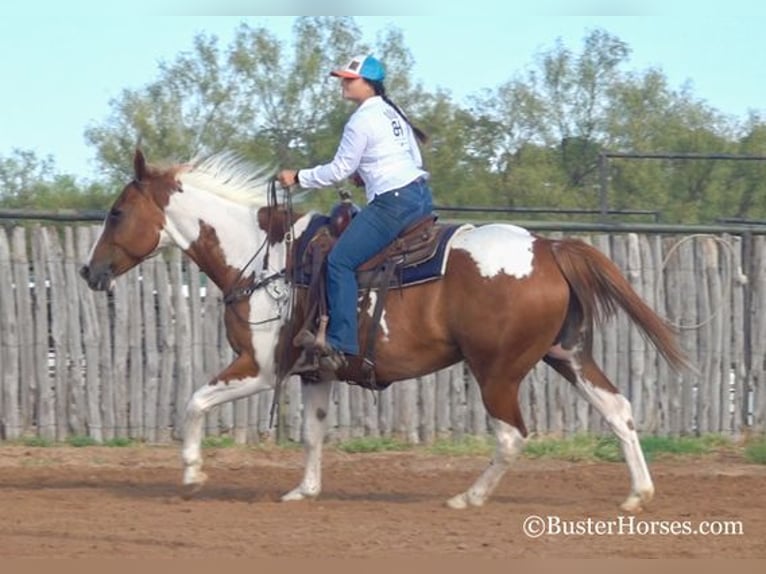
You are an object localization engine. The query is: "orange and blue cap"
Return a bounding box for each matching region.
[330,55,385,82]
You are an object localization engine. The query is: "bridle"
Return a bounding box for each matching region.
[221,176,300,426]
[221,177,295,326]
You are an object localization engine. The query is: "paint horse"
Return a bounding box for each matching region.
[80,149,687,511]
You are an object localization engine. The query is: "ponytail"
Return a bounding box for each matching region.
[368,80,429,144]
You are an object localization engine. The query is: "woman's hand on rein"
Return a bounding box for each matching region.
[277,169,299,188]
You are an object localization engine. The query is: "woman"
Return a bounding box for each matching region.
[278,54,433,371]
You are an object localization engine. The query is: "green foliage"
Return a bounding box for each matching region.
[744,438,766,465]
[521,434,731,462]
[103,437,136,447]
[593,437,624,462]
[20,436,53,448]
[201,435,237,448]
[428,436,494,456]
[67,436,99,447]
[0,148,114,210]
[1,433,756,462]
[336,436,411,453]
[524,434,608,461]
[4,20,766,222]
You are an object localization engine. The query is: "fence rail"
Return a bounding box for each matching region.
[0,224,764,444]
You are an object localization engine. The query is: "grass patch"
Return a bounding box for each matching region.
[744,438,766,464]
[102,437,136,447]
[639,435,721,460]
[67,436,99,447]
[524,434,608,462]
[201,435,237,448]
[521,434,733,463]
[1,432,750,463]
[19,436,53,448]
[593,437,623,462]
[428,436,494,456]
[336,436,411,454]
[274,439,303,450]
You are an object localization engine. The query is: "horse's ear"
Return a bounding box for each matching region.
[133,148,147,181]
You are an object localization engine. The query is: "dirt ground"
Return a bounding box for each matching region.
[0,445,763,558]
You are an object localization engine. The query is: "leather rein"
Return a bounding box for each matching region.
[221,178,295,326]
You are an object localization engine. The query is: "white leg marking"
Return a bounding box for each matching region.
[282,380,333,501]
[447,419,525,509]
[181,376,273,496]
[572,373,653,512]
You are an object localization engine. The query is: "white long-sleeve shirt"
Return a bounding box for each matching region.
[297,96,428,203]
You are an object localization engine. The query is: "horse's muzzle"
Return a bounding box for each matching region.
[79,264,113,291]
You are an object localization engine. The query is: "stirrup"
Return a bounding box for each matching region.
[293,329,318,348]
[291,348,319,374]
[318,347,349,372]
[293,329,330,354]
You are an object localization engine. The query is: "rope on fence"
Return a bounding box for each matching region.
[661,233,748,330]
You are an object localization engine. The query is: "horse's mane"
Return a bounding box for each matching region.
[178,151,275,208]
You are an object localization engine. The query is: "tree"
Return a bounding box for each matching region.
[83,17,450,213]
[9,21,765,223]
[0,149,111,210]
[0,149,57,202]
[726,116,766,220]
[84,18,365,187]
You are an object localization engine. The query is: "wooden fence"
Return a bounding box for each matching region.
[0,224,765,444]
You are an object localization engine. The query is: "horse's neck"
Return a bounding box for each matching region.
[164,186,272,291]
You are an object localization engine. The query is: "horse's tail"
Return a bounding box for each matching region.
[551,237,689,371]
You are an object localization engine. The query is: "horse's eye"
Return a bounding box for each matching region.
[109,208,122,220]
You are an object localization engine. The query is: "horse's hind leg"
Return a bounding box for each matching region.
[447,379,526,509]
[181,358,274,497]
[545,350,653,512]
[281,379,332,502]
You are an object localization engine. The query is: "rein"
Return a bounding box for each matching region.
[215,176,297,428]
[221,178,290,327]
[222,270,286,325]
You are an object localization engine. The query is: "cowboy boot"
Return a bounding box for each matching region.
[318,345,349,372]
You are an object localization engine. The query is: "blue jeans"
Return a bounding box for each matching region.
[326,178,433,355]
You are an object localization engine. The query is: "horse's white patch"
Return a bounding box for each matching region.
[571,371,654,508]
[451,224,535,279]
[546,343,575,361]
[289,211,314,243]
[363,291,389,341]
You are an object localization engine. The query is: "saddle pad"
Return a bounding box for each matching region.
[291,214,473,288]
[291,214,331,286]
[395,222,472,287]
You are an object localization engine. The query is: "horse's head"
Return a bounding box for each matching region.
[80,148,177,291]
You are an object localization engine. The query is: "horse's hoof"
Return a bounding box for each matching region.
[446,493,469,510]
[281,486,319,502]
[620,500,643,513]
[180,471,208,500]
[180,483,203,500]
[620,493,648,513]
[621,486,653,512]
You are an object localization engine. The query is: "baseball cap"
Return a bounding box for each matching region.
[330,55,385,82]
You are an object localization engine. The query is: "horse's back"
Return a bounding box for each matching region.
[440,224,570,358]
[447,223,540,281]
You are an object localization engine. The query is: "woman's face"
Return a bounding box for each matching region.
[340,77,374,103]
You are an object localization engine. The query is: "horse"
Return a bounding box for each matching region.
[80,149,687,512]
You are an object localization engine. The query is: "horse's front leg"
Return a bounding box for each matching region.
[181,356,274,498]
[282,378,333,501]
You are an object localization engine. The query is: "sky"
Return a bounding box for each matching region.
[2,1,766,181]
